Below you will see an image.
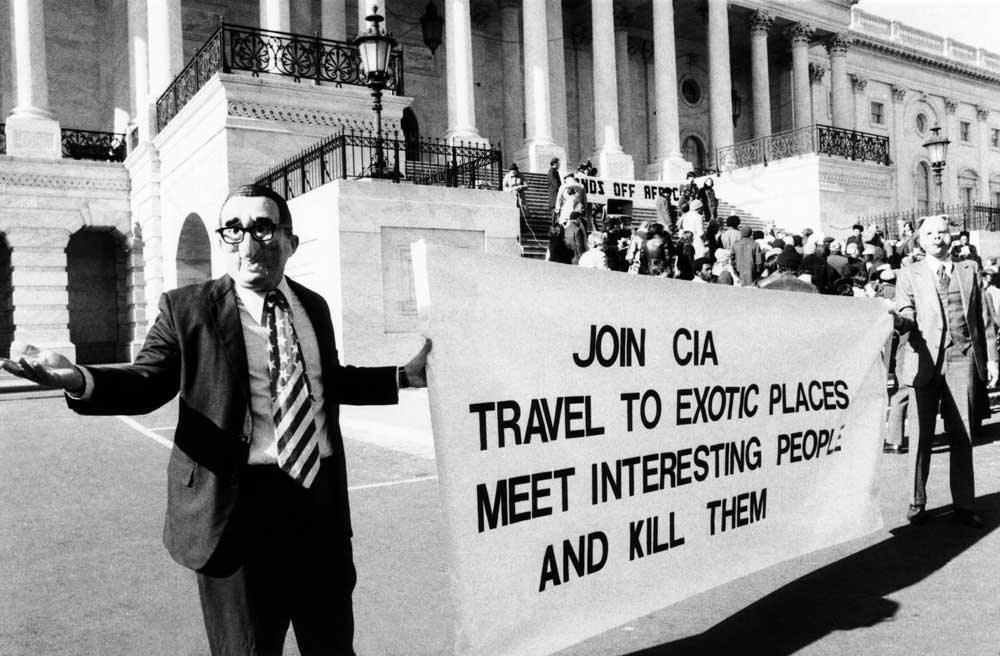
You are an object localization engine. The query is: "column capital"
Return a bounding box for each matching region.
[825,32,852,56]
[977,106,990,122]
[786,22,815,46]
[849,73,868,93]
[809,62,826,83]
[945,97,958,114]
[749,11,773,35]
[891,84,907,102]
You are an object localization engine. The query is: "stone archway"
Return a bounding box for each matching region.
[0,234,12,359]
[66,229,128,364]
[914,161,931,213]
[682,134,707,170]
[176,213,212,288]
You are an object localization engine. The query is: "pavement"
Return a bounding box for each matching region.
[2,389,1000,655]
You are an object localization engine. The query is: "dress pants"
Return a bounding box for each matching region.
[885,386,911,449]
[196,459,357,656]
[910,345,977,510]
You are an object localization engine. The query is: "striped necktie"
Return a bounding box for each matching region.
[264,289,321,488]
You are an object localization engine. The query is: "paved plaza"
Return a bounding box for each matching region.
[2,389,1000,655]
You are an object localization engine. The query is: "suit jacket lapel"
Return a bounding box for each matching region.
[208,275,250,408]
[288,278,336,375]
[956,260,972,314]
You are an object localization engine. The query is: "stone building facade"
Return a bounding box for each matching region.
[2,0,1000,362]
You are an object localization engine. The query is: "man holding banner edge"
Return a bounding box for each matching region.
[892,214,998,528]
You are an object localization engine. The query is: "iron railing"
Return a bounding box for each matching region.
[0,123,5,155]
[715,124,890,171]
[61,128,127,162]
[156,21,404,132]
[859,203,1000,239]
[254,129,503,201]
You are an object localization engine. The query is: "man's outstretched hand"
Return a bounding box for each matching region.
[403,338,432,388]
[0,342,84,394]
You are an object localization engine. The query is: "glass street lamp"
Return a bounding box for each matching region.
[354,5,398,179]
[922,124,950,210]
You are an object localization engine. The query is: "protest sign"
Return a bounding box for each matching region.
[574,173,709,208]
[411,242,894,656]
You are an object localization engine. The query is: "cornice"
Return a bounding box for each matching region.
[0,165,131,193]
[850,34,1000,85]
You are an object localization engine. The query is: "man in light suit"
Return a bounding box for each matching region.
[892,214,997,527]
[1,184,431,655]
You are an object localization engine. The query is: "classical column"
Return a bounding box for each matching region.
[499,0,524,164]
[788,22,813,130]
[7,228,76,361]
[443,0,484,144]
[614,9,633,162]
[750,11,773,139]
[646,0,688,180]
[849,73,867,131]
[827,33,852,129]
[891,84,907,209]
[147,0,183,98]
[547,0,568,161]
[588,0,633,177]
[5,0,61,158]
[515,0,565,171]
[127,0,151,143]
[978,106,991,202]
[707,0,733,162]
[260,0,291,32]
[321,0,347,41]
[809,63,827,125]
[943,97,959,205]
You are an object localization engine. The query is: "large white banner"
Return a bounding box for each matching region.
[575,173,711,209]
[412,243,893,656]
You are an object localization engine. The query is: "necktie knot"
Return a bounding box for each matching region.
[264,289,289,312]
[939,266,950,287]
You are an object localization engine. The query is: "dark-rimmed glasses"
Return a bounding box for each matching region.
[216,221,292,245]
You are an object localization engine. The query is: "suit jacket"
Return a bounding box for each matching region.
[66,275,398,571]
[894,258,997,388]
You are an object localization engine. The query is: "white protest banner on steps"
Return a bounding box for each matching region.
[411,241,892,656]
[573,173,712,209]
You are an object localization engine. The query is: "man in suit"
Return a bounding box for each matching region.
[1,184,431,655]
[892,214,997,528]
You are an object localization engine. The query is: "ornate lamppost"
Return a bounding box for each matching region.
[923,124,950,211]
[354,5,397,179]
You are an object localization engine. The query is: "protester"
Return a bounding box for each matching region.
[698,177,719,223]
[732,224,763,287]
[554,174,588,227]
[502,163,531,234]
[0,184,432,654]
[720,214,741,250]
[693,256,714,283]
[547,222,574,264]
[676,231,696,281]
[713,248,737,285]
[952,230,981,265]
[757,245,817,293]
[562,211,588,264]
[892,214,998,527]
[578,231,610,269]
[679,200,707,258]
[547,158,561,221]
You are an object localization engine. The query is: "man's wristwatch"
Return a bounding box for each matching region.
[397,366,409,389]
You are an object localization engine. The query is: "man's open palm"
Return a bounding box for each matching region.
[0,342,84,393]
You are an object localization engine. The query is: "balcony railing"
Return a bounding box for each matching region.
[254,129,502,201]
[858,203,1000,239]
[715,124,890,172]
[61,128,127,162]
[156,21,405,132]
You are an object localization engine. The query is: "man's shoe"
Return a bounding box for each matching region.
[906,504,928,525]
[954,508,985,528]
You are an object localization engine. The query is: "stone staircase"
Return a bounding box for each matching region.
[517,173,770,259]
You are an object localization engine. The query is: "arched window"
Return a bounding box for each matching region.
[682,135,706,171]
[177,213,212,287]
[401,107,419,161]
[915,162,930,213]
[67,230,127,364]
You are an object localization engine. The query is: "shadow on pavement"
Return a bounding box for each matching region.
[626,491,1000,656]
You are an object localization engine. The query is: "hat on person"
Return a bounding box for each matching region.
[829,239,843,252]
[776,245,802,269]
[772,238,786,250]
[739,225,752,238]
[823,236,835,244]
[879,269,897,282]
[509,162,519,170]
[714,248,731,262]
[765,247,783,259]
[693,256,713,270]
[690,199,704,211]
[845,242,860,257]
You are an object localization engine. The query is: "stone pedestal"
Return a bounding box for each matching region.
[3,115,61,159]
[7,227,75,362]
[645,154,693,182]
[514,141,567,175]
